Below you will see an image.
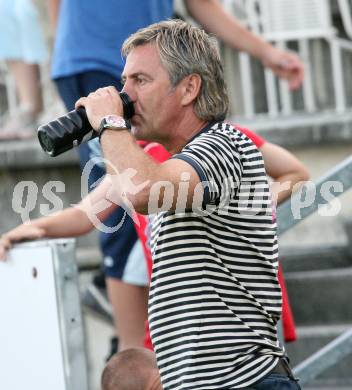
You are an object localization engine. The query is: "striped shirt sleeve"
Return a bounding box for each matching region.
[173,130,243,205]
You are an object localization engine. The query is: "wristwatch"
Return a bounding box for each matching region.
[98,115,129,141]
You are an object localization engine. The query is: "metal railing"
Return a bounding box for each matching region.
[277,155,352,385]
[221,0,352,130]
[277,155,352,235]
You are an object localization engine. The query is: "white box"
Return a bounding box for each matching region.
[0,239,88,390]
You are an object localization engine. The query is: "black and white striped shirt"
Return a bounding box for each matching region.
[149,122,283,389]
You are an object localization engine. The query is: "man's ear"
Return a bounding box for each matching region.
[180,74,202,106]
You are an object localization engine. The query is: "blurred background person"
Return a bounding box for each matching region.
[0,0,47,140]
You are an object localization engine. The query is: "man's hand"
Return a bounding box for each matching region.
[75,86,124,131]
[261,45,304,90]
[0,223,45,261]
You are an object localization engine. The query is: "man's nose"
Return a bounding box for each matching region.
[121,81,136,103]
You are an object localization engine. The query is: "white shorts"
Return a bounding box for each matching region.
[0,0,47,63]
[104,239,149,287]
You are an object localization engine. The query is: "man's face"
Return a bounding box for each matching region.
[121,44,183,143]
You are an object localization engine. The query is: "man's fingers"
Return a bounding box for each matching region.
[0,236,12,261]
[107,86,120,98]
[0,248,7,261]
[75,97,88,110]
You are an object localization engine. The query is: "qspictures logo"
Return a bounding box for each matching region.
[11,157,345,233]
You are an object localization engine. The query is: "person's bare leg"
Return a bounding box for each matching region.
[6,60,43,114]
[106,278,149,351]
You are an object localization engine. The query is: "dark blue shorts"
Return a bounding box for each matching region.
[54,70,138,280]
[248,373,301,389]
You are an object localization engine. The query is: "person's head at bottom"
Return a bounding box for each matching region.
[101,348,162,390]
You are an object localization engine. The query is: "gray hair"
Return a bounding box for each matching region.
[122,19,229,122]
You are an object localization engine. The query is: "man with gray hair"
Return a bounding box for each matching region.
[73,20,301,389]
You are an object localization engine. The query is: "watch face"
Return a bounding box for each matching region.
[105,115,126,128]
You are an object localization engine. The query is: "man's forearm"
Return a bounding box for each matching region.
[100,130,160,214]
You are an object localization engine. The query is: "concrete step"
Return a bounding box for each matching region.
[76,246,101,270]
[279,214,350,253]
[0,146,81,235]
[281,244,352,272]
[285,267,352,325]
[0,139,77,169]
[305,387,352,390]
[237,110,352,147]
[286,324,352,388]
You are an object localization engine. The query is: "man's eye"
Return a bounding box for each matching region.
[137,77,146,84]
